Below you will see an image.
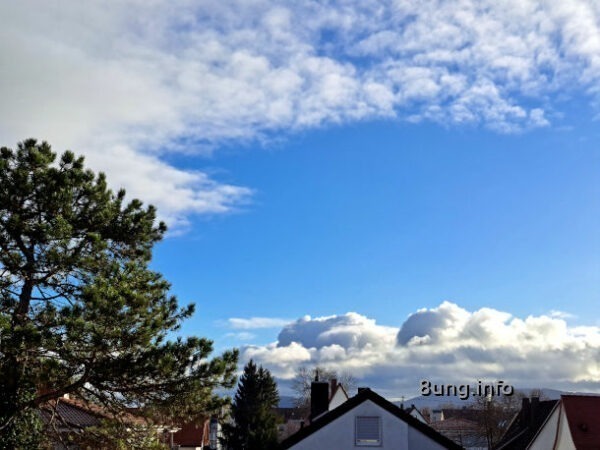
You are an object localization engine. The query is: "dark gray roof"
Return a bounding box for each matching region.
[41,400,102,428]
[494,399,558,450]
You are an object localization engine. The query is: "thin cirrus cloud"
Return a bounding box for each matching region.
[227,317,293,330]
[1,1,600,226]
[242,302,600,396]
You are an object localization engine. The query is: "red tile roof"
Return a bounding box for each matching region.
[562,394,600,449]
[172,419,210,447]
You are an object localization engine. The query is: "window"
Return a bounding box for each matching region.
[355,416,381,446]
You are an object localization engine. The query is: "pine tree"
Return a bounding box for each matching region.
[0,139,238,448]
[222,360,279,450]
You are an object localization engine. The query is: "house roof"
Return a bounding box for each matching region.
[494,398,558,450]
[329,383,348,402]
[40,399,102,428]
[40,396,150,429]
[431,417,478,432]
[441,407,481,423]
[405,405,418,413]
[280,388,463,449]
[173,419,210,447]
[561,394,600,448]
[405,404,428,423]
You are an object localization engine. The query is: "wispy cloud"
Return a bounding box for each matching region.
[242,302,600,396]
[227,317,293,330]
[549,310,577,320]
[2,1,600,225]
[225,332,257,341]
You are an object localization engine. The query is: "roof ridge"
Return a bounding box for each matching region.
[280,388,463,449]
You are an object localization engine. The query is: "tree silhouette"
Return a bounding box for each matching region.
[221,360,279,450]
[0,139,237,448]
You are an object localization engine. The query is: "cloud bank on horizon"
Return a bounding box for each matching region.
[241,302,600,396]
[1,1,600,227]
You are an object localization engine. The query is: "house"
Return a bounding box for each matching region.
[526,394,600,449]
[275,407,307,442]
[170,417,217,449]
[275,377,350,442]
[405,404,429,424]
[430,408,487,450]
[329,378,349,410]
[40,396,106,435]
[493,396,559,449]
[40,395,157,449]
[40,395,220,449]
[280,386,463,449]
[432,409,445,422]
[430,417,486,450]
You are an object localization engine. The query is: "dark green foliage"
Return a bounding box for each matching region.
[221,360,279,450]
[0,139,238,448]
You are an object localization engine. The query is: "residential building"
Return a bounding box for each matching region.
[430,407,487,450]
[494,396,559,449]
[40,395,157,449]
[527,394,600,450]
[405,404,429,424]
[275,377,350,442]
[280,387,463,449]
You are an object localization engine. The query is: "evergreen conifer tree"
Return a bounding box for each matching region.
[222,360,279,450]
[0,139,238,448]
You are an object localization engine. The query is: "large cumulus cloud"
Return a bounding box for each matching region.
[242,302,600,396]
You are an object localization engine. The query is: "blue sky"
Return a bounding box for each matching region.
[1,0,599,398]
[157,118,599,334]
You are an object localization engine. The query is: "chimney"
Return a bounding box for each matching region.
[530,396,539,428]
[357,387,370,394]
[521,397,530,426]
[310,377,329,421]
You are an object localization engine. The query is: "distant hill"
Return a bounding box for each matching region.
[278,395,297,408]
[395,387,565,410]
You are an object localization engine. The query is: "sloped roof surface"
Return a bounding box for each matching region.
[41,396,149,429]
[494,399,558,450]
[40,399,103,428]
[562,395,600,449]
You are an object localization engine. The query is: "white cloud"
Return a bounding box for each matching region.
[244,342,313,379]
[227,317,292,330]
[241,302,600,396]
[225,332,256,341]
[2,1,600,225]
[549,310,577,320]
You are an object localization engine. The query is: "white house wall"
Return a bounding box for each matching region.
[528,404,575,450]
[555,408,576,450]
[329,388,348,410]
[289,400,449,450]
[408,408,427,424]
[528,404,560,450]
